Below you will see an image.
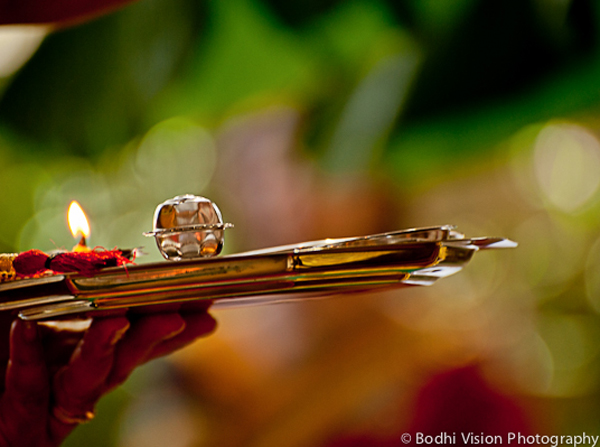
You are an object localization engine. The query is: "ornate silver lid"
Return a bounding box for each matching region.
[144,194,233,260]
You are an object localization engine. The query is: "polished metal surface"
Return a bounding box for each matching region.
[0,225,516,320]
[144,194,233,261]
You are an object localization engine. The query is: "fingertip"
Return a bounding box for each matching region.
[143,312,217,363]
[11,318,39,345]
[22,320,39,343]
[88,316,130,347]
[183,311,218,337]
[180,300,213,313]
[138,313,186,340]
[163,313,187,339]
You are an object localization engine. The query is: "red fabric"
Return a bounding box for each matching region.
[49,248,132,275]
[0,0,139,26]
[13,248,133,277]
[12,249,48,276]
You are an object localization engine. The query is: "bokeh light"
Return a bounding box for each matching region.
[533,123,600,213]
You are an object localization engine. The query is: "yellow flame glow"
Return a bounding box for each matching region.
[68,201,90,239]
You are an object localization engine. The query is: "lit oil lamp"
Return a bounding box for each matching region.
[0,201,132,281]
[68,201,91,253]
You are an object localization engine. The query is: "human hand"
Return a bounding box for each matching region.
[0,308,216,447]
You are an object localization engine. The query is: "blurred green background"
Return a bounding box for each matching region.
[2,0,600,446]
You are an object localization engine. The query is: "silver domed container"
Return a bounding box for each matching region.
[144,195,233,261]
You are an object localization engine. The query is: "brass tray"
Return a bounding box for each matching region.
[0,226,515,320]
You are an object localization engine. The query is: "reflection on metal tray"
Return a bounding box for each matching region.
[0,225,516,320]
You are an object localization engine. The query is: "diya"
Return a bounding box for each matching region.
[0,195,516,321]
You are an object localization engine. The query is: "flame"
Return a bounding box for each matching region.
[68,201,90,239]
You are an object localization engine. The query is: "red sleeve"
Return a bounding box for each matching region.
[0,0,139,26]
